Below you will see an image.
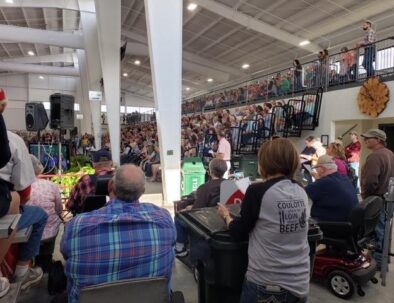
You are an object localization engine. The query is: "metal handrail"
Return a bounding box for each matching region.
[182,37,394,115]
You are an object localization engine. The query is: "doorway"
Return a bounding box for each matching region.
[378,124,394,153]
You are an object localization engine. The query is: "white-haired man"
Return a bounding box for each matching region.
[306,155,358,222]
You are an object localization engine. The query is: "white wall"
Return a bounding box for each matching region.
[0,73,79,130]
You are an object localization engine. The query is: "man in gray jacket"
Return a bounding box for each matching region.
[361,128,394,267]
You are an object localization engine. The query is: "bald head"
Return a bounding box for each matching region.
[113,164,145,202]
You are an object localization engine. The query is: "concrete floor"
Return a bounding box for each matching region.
[17,181,394,303]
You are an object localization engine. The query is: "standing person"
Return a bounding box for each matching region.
[218,138,310,303]
[215,130,231,179]
[345,131,361,189]
[0,113,10,168]
[293,59,303,91]
[360,129,394,267]
[326,142,348,176]
[359,20,376,77]
[300,136,316,184]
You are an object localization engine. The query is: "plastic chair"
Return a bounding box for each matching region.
[79,277,185,303]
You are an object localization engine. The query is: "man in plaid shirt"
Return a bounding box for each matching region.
[61,164,176,303]
[66,148,113,214]
[360,20,376,77]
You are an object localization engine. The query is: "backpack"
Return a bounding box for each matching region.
[47,260,67,295]
[347,163,358,188]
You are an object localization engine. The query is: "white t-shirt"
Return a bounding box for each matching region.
[217,137,231,161]
[0,131,35,191]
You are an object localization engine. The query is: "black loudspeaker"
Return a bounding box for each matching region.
[50,93,75,129]
[25,102,49,131]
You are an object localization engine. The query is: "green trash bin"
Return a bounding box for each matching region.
[181,157,206,196]
[231,154,259,180]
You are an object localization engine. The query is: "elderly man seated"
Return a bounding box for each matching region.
[61,164,176,303]
[174,158,227,257]
[66,148,113,214]
[305,155,358,222]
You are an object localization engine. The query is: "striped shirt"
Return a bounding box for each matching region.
[61,199,176,303]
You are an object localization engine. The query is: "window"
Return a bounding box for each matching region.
[101,105,107,112]
[74,103,80,111]
[120,106,125,113]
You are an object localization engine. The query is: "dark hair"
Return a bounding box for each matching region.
[305,135,315,142]
[264,103,273,110]
[258,138,300,179]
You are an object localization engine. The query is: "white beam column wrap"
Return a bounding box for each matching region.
[144,0,182,203]
[78,0,103,151]
[76,50,93,135]
[95,0,121,165]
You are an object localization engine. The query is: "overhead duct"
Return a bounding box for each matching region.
[0,62,79,76]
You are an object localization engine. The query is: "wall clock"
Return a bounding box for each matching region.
[357,77,389,118]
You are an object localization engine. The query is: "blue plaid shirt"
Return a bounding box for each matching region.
[61,199,176,303]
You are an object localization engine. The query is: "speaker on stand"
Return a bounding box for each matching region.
[25,102,49,131]
[49,93,75,174]
[49,93,75,130]
[25,102,50,166]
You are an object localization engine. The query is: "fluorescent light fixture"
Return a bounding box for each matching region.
[39,75,44,79]
[187,3,197,11]
[134,60,141,65]
[5,0,14,4]
[123,72,128,77]
[242,63,250,69]
[27,50,35,56]
[185,87,190,91]
[299,40,310,46]
[207,78,213,82]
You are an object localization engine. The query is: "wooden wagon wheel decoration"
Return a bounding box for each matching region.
[357,77,389,118]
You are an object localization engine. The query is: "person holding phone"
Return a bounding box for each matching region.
[218,138,309,303]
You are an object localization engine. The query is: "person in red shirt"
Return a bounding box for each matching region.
[345,131,361,190]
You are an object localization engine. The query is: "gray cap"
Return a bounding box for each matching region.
[361,129,387,142]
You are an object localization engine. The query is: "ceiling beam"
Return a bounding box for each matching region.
[122,0,136,27]
[308,1,394,40]
[0,24,84,49]
[122,30,241,76]
[193,0,321,53]
[3,53,74,64]
[0,0,94,13]
[0,61,79,76]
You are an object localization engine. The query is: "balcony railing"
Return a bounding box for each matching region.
[182,37,394,115]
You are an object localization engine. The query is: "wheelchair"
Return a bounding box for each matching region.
[312,195,383,299]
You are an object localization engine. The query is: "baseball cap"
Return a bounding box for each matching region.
[314,155,335,167]
[93,148,112,162]
[361,129,387,142]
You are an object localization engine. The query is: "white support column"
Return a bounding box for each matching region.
[144,0,182,204]
[95,0,121,165]
[76,50,93,136]
[78,0,103,150]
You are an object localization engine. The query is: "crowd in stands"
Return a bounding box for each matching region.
[183,21,378,115]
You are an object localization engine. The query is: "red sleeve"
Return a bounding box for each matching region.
[18,186,31,205]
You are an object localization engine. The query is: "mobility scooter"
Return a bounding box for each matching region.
[312,195,383,299]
